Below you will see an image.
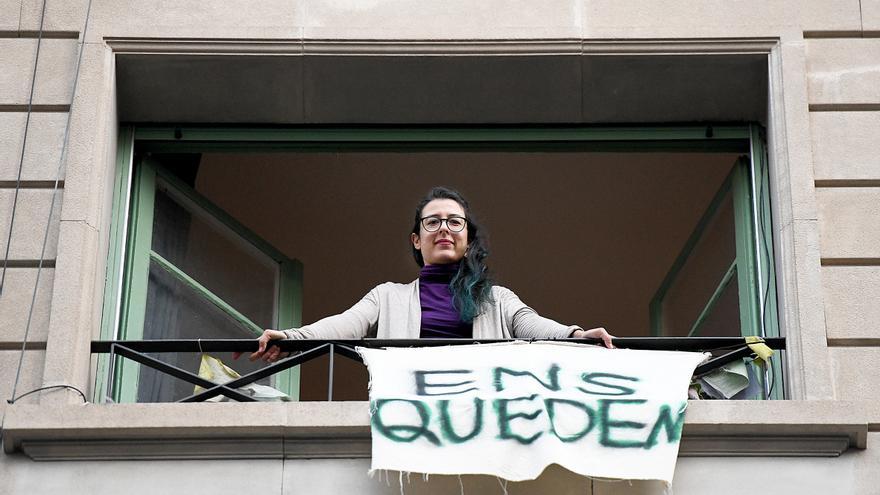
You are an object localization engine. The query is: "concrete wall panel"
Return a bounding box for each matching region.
[863,0,880,32]
[768,39,835,399]
[284,456,853,494]
[17,0,87,33]
[41,219,104,404]
[778,220,834,400]
[822,266,880,342]
[0,456,281,494]
[0,268,53,343]
[830,347,880,399]
[0,112,67,181]
[0,452,874,495]
[807,39,880,104]
[0,188,61,260]
[13,0,868,41]
[303,0,580,39]
[596,457,845,494]
[36,42,114,404]
[0,39,77,106]
[675,456,851,494]
[55,43,113,228]
[20,0,303,41]
[581,0,859,39]
[850,432,880,495]
[284,458,596,494]
[817,188,880,259]
[0,350,45,416]
[811,112,880,181]
[581,55,766,123]
[303,56,582,123]
[799,0,866,32]
[117,55,305,124]
[0,0,21,32]
[771,40,819,227]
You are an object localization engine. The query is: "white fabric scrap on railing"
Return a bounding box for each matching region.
[194,354,291,402]
[358,342,708,484]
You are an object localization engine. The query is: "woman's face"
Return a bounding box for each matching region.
[411,199,469,265]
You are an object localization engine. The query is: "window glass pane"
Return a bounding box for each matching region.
[659,190,738,337]
[691,271,741,337]
[152,182,277,328]
[138,260,273,403]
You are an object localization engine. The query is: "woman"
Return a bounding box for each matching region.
[248,187,613,362]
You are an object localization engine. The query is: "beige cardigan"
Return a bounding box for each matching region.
[282,281,581,340]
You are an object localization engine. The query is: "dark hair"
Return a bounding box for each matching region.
[411,186,493,322]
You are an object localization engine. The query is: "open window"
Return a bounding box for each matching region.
[101,149,302,403]
[99,125,781,402]
[649,128,781,398]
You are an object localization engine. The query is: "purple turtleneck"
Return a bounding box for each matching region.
[419,263,473,338]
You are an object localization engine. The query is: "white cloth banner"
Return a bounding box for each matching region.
[358,342,707,483]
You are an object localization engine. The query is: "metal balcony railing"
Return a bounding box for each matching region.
[91,337,786,403]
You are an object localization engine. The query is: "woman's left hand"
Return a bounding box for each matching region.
[571,327,615,349]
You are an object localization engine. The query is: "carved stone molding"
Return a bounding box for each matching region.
[105,37,777,57]
[2,401,871,461]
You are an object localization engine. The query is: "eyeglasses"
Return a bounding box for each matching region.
[421,216,467,232]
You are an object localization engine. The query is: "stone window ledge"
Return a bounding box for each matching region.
[1,401,872,461]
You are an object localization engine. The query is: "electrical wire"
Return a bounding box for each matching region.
[757,134,779,398]
[7,385,87,405]
[7,0,95,406]
[4,0,48,412]
[0,0,48,295]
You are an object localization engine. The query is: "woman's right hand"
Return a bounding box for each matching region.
[571,327,615,349]
[233,329,289,362]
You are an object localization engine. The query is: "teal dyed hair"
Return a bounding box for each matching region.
[411,187,493,322]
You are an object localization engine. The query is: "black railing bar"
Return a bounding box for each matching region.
[179,343,332,403]
[91,336,786,354]
[112,344,256,402]
[693,346,754,376]
[327,344,335,402]
[106,343,118,403]
[334,344,364,363]
[339,337,787,351]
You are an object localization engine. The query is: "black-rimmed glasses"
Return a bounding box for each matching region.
[421,216,467,232]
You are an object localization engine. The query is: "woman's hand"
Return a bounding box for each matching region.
[571,327,615,349]
[232,329,289,362]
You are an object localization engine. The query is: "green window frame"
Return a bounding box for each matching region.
[98,129,303,403]
[649,125,780,398]
[98,123,780,401]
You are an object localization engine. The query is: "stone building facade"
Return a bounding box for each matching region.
[1,1,879,493]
